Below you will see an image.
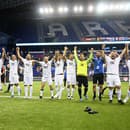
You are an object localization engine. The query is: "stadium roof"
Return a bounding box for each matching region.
[0,0,128,10]
[0,0,130,20]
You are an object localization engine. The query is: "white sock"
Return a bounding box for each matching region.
[97,86,100,96]
[109,89,113,100]
[58,86,63,99]
[24,86,28,97]
[17,86,21,96]
[71,88,75,97]
[30,86,33,97]
[117,89,121,100]
[55,86,60,97]
[0,83,2,90]
[67,88,70,97]
[0,78,2,90]
[124,90,130,100]
[40,89,44,97]
[55,86,59,93]
[11,85,14,96]
[128,90,130,97]
[50,90,54,97]
[124,90,130,103]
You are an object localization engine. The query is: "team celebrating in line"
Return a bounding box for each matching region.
[0,44,130,104]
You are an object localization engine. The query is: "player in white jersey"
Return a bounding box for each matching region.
[54,47,67,99]
[124,44,130,103]
[102,44,126,104]
[0,48,5,91]
[65,50,76,99]
[16,47,36,98]
[37,56,54,99]
[8,54,21,97]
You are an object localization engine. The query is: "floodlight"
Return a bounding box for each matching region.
[39,8,44,14]
[88,5,94,13]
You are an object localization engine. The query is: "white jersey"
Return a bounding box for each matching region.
[22,58,33,77]
[127,60,130,76]
[66,59,76,74]
[0,59,3,72]
[105,55,121,75]
[40,61,52,78]
[9,60,18,75]
[55,60,64,75]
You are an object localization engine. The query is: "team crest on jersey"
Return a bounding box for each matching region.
[25,63,30,66]
[44,65,48,68]
[110,61,115,64]
[69,62,73,65]
[80,63,84,66]
[56,63,60,66]
[11,63,15,65]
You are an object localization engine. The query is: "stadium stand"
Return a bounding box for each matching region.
[0,18,130,44]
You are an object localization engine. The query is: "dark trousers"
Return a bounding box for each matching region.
[77,75,88,99]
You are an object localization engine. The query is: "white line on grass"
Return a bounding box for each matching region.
[0,96,50,99]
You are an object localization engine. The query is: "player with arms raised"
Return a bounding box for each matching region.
[102,44,126,104]
[54,47,67,99]
[74,46,93,101]
[92,50,105,101]
[8,54,21,97]
[37,56,54,99]
[16,47,36,99]
[64,48,76,99]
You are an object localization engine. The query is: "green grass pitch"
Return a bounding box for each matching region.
[0,81,130,130]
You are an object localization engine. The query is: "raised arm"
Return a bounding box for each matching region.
[63,46,68,61]
[120,45,127,59]
[16,47,24,61]
[101,44,106,58]
[50,56,54,63]
[74,46,79,62]
[1,48,5,60]
[87,48,94,63]
[125,44,129,60]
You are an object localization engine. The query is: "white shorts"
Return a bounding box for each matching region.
[9,75,19,84]
[0,73,1,83]
[24,76,33,86]
[129,75,130,86]
[55,74,64,86]
[106,75,121,87]
[42,76,52,86]
[67,73,76,85]
[0,72,1,80]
